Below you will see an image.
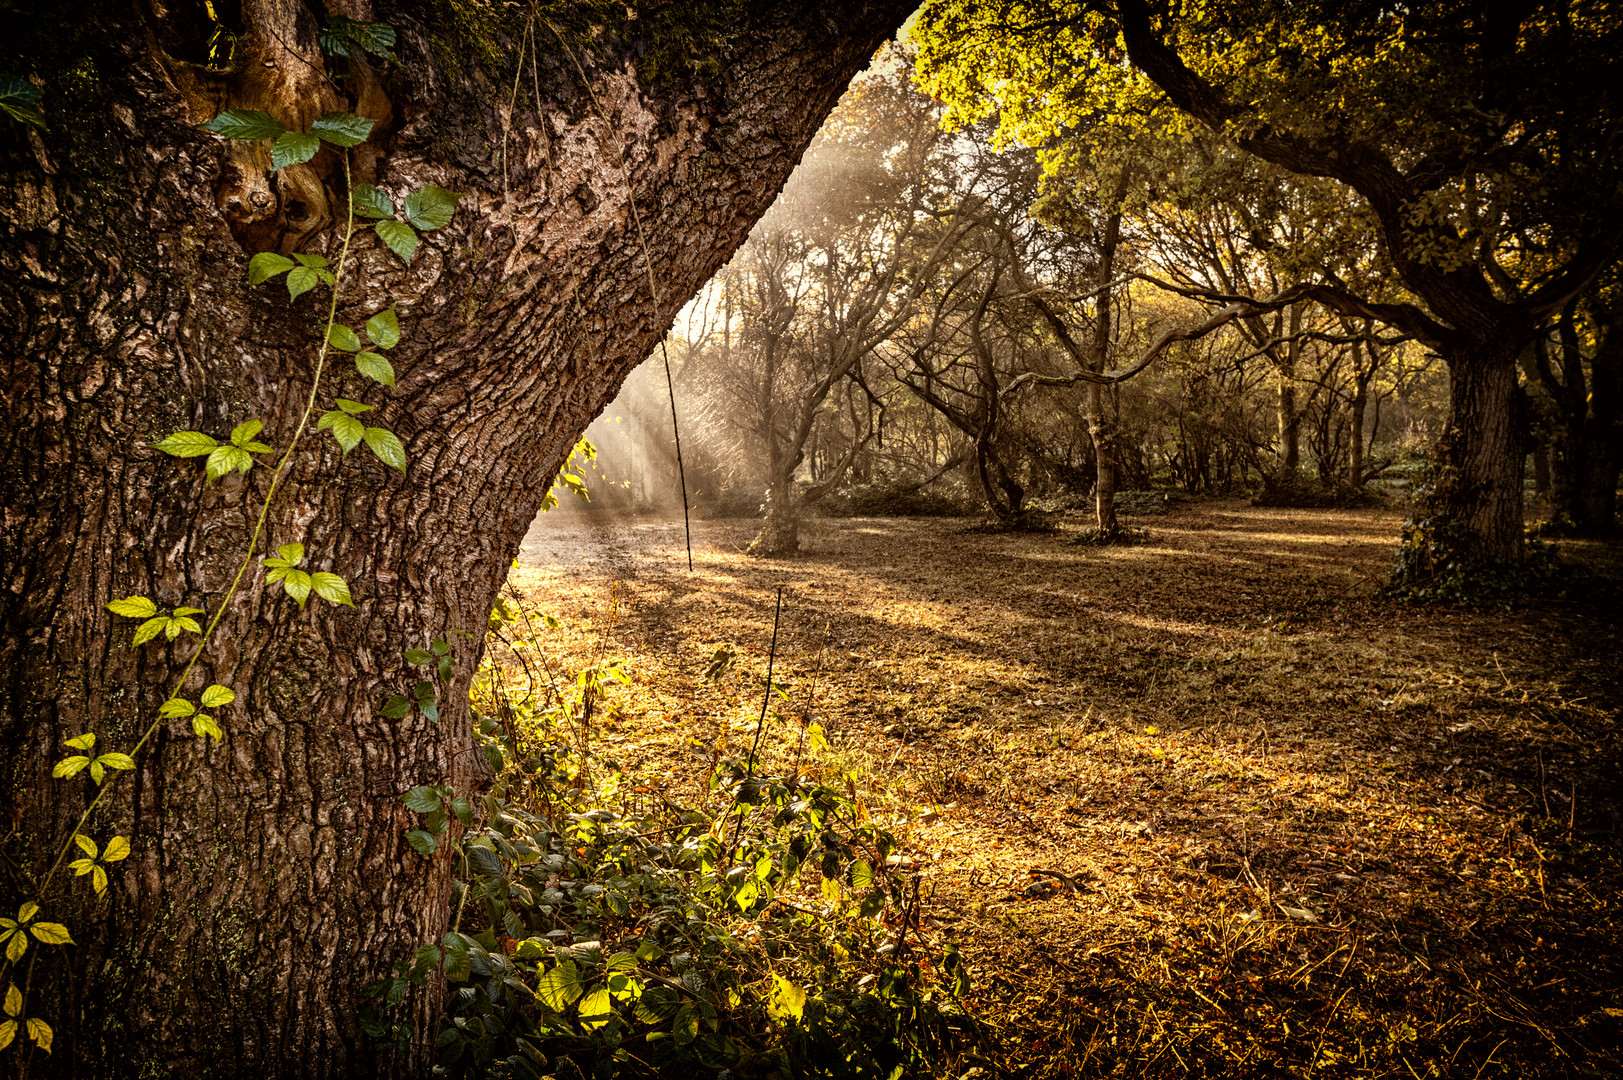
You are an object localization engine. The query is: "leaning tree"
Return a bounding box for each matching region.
[0,0,911,1075]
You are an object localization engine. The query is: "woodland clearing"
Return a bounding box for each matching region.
[495,503,1623,1078]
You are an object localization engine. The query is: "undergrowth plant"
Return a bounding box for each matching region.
[365,610,980,1079]
[1,20,462,1057]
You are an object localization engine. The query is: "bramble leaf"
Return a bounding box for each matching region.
[403,787,441,813]
[72,834,96,858]
[230,419,264,446]
[29,922,71,945]
[355,351,395,386]
[310,112,373,147]
[154,431,219,458]
[52,756,89,779]
[335,398,373,415]
[326,324,362,352]
[380,695,411,719]
[200,685,235,708]
[205,444,253,483]
[192,714,223,742]
[310,572,353,607]
[276,543,304,565]
[159,697,195,718]
[293,253,328,268]
[271,130,319,170]
[248,252,296,284]
[280,569,313,609]
[375,220,418,262]
[203,109,284,140]
[64,733,95,751]
[350,183,394,219]
[320,411,364,453]
[406,830,437,855]
[4,982,19,1017]
[286,265,321,300]
[364,307,400,349]
[103,837,131,862]
[168,616,202,638]
[536,959,584,1012]
[97,753,134,772]
[131,618,167,647]
[404,185,462,231]
[25,1016,50,1052]
[364,427,406,471]
[403,649,433,665]
[106,596,156,619]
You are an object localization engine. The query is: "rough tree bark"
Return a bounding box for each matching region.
[0,0,910,1076]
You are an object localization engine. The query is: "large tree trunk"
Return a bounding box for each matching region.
[1425,348,1525,562]
[0,1,909,1076]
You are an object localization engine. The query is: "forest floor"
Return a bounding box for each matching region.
[503,501,1622,1079]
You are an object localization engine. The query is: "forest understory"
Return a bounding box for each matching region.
[500,503,1622,1079]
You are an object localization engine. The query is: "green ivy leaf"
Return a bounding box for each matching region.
[309,111,374,147]
[364,307,400,349]
[310,571,353,607]
[374,220,418,262]
[404,185,463,231]
[286,265,321,300]
[326,324,363,352]
[270,130,320,170]
[364,427,407,471]
[0,75,46,130]
[350,183,394,219]
[153,431,219,458]
[248,252,297,285]
[106,596,157,619]
[205,444,253,482]
[355,351,396,387]
[202,109,285,140]
[380,695,412,719]
[200,685,235,708]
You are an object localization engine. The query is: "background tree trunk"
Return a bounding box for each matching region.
[1429,349,1525,562]
[0,1,910,1075]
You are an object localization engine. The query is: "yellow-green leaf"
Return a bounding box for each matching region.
[0,1019,14,1050]
[51,756,89,779]
[131,617,167,647]
[97,753,135,772]
[6,932,26,962]
[64,732,95,750]
[106,596,157,619]
[91,866,108,897]
[71,834,96,858]
[30,922,72,945]
[103,836,131,863]
[200,684,235,708]
[26,1017,50,1052]
[4,984,19,1018]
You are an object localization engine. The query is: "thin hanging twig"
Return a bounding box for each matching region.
[731,586,784,854]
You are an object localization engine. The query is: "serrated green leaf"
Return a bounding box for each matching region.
[205,444,253,482]
[292,253,328,268]
[154,431,219,458]
[131,618,167,647]
[97,753,135,771]
[375,220,418,262]
[326,324,362,352]
[406,829,437,856]
[335,398,373,415]
[310,112,374,147]
[270,130,320,170]
[420,700,439,724]
[403,649,433,665]
[64,733,95,751]
[286,265,320,300]
[202,109,285,140]
[173,606,205,617]
[404,185,462,231]
[192,714,224,741]
[276,542,304,564]
[200,685,235,708]
[310,571,352,606]
[451,797,473,827]
[107,596,157,619]
[355,351,395,386]
[89,761,104,784]
[317,269,336,285]
[281,569,312,609]
[350,183,394,219]
[170,616,202,637]
[51,756,89,779]
[248,252,296,285]
[321,412,364,453]
[578,985,613,1017]
[364,307,400,349]
[403,786,441,813]
[380,695,412,719]
[158,698,195,718]
[535,959,584,1012]
[103,836,131,862]
[364,427,407,471]
[29,922,70,945]
[72,833,97,857]
[229,419,264,447]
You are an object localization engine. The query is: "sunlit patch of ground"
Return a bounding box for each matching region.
[499,501,1623,1078]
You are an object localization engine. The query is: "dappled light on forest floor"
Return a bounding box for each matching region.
[500,502,1622,1078]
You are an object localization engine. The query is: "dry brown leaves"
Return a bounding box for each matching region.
[496,502,1622,1079]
